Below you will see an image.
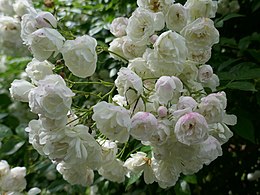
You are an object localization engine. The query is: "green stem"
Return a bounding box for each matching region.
[66,79,113,86]
[97,45,129,63]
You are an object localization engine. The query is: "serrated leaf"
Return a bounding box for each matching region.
[226,81,257,91]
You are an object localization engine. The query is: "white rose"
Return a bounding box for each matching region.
[110,17,128,37]
[9,79,35,102]
[57,161,94,186]
[197,136,222,165]
[28,74,74,119]
[149,118,171,145]
[112,94,127,106]
[13,0,35,17]
[0,0,15,16]
[165,3,188,32]
[185,0,218,21]
[0,16,23,55]
[122,37,147,60]
[92,101,131,143]
[124,152,156,184]
[178,60,199,83]
[28,28,65,61]
[25,119,45,155]
[124,152,148,173]
[151,158,180,188]
[64,125,102,170]
[154,30,188,64]
[115,67,143,105]
[201,73,220,91]
[35,11,57,28]
[98,159,127,183]
[108,37,126,61]
[0,160,10,176]
[153,12,165,31]
[197,64,213,83]
[0,16,20,41]
[177,96,197,110]
[0,167,27,192]
[126,8,162,44]
[180,18,219,51]
[148,31,188,76]
[198,92,227,124]
[174,112,209,145]
[20,13,38,45]
[98,139,118,163]
[61,35,97,78]
[187,48,212,64]
[25,58,54,84]
[155,76,183,105]
[137,0,175,13]
[130,112,158,141]
[128,57,155,79]
[209,123,233,145]
[39,114,67,131]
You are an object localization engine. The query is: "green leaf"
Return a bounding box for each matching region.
[0,93,12,109]
[5,141,25,155]
[3,115,20,130]
[15,124,28,139]
[126,171,143,189]
[0,137,24,156]
[219,67,260,81]
[252,0,260,12]
[217,59,241,72]
[0,124,13,139]
[234,117,255,143]
[48,180,68,193]
[215,14,245,28]
[0,113,8,120]
[248,49,260,63]
[140,145,152,153]
[183,175,197,184]
[226,81,257,92]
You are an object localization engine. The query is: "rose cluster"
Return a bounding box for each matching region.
[0,160,41,194]
[8,0,237,189]
[102,0,237,188]
[9,0,101,186]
